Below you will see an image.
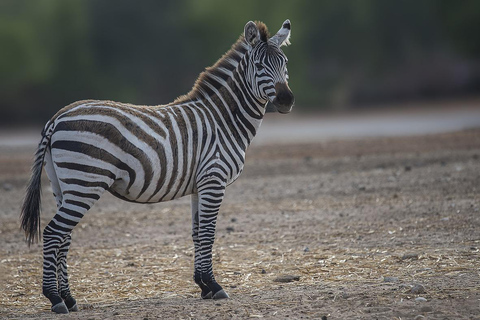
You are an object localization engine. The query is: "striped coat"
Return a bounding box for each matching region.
[21,19,294,313]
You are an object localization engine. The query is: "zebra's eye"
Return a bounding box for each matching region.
[255,63,264,71]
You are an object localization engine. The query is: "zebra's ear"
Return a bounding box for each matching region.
[269,19,291,47]
[244,21,260,46]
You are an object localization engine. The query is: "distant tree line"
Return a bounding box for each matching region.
[1,0,480,124]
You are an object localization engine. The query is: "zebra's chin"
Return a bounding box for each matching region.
[272,98,294,114]
[275,104,293,114]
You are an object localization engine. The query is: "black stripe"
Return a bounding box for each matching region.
[258,79,272,87]
[200,191,225,198]
[201,203,222,209]
[199,185,226,191]
[158,111,180,201]
[60,178,109,190]
[63,199,91,211]
[55,162,116,180]
[171,110,191,199]
[181,105,199,196]
[63,190,100,200]
[46,220,73,233]
[54,214,79,227]
[217,129,238,174]
[234,104,257,141]
[208,69,230,82]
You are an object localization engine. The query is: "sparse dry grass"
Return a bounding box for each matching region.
[1,129,479,319]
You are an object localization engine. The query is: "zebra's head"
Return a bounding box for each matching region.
[244,20,294,114]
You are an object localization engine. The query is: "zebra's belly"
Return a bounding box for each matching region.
[108,170,195,203]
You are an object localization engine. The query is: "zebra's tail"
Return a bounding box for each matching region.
[21,121,54,246]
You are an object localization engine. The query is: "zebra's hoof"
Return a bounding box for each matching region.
[201,291,213,299]
[64,296,78,312]
[68,303,79,312]
[212,289,229,300]
[51,301,69,314]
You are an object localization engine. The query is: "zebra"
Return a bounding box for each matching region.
[21,19,294,314]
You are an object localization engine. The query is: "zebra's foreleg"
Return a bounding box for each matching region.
[191,194,214,299]
[194,180,229,300]
[57,233,78,312]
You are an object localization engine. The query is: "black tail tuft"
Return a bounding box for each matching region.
[21,159,43,245]
[20,124,52,246]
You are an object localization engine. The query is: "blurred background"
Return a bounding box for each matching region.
[1,0,480,126]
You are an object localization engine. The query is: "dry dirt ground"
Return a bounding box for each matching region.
[0,128,479,319]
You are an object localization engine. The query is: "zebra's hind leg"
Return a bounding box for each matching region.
[43,225,69,314]
[57,233,78,312]
[43,190,104,313]
[44,152,78,311]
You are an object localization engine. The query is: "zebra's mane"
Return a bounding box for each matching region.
[174,22,270,104]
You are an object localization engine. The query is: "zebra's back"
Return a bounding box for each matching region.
[48,100,213,203]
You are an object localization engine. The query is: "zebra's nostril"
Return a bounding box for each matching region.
[274,83,293,103]
[277,90,294,106]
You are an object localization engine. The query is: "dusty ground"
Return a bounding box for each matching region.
[0,127,479,319]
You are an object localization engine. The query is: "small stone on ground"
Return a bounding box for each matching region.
[273,275,301,283]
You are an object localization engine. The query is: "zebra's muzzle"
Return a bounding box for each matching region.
[272,82,294,114]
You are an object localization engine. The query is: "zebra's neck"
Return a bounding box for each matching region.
[172,37,267,149]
